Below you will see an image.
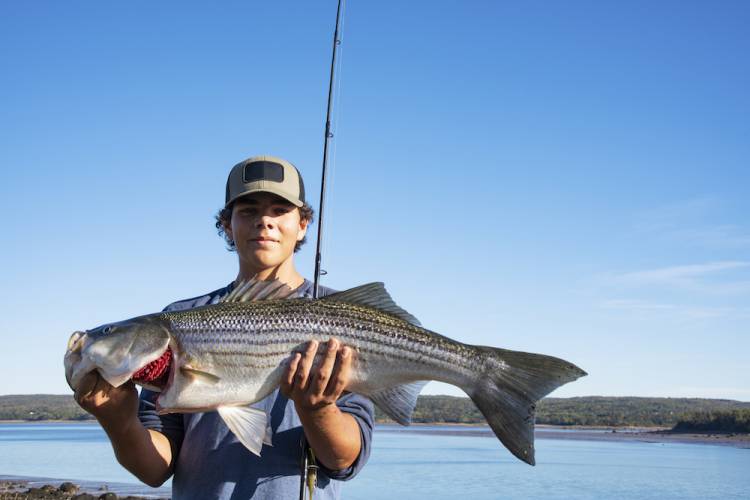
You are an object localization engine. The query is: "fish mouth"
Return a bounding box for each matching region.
[64,331,93,391]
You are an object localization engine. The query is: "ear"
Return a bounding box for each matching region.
[297,214,309,242]
[223,220,234,242]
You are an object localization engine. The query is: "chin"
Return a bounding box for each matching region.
[246,253,283,269]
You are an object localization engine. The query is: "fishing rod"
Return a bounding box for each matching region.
[312,0,344,300]
[302,2,345,499]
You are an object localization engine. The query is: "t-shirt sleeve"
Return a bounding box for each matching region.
[138,387,185,459]
[318,392,375,481]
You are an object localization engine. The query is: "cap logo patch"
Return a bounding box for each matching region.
[243,161,284,184]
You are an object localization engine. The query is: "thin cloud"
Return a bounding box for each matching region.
[598,299,748,320]
[634,197,750,249]
[611,261,750,287]
[600,299,676,311]
[669,225,750,249]
[634,197,718,230]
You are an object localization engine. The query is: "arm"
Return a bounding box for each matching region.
[281,339,361,471]
[73,372,174,487]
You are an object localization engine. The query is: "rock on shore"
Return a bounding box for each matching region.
[0,480,167,500]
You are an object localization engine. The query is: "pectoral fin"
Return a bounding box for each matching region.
[217,406,268,456]
[179,366,221,384]
[369,381,429,425]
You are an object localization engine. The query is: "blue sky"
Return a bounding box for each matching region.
[1,1,748,400]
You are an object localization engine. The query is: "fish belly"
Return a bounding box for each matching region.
[155,334,294,412]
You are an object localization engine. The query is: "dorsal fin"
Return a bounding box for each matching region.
[321,282,421,326]
[221,279,298,303]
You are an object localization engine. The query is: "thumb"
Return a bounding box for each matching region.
[74,371,100,401]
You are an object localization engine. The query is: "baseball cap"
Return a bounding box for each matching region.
[225,155,306,208]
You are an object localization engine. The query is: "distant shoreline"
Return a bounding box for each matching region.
[4,419,748,449]
[376,422,750,448]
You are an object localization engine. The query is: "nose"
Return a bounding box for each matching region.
[255,209,277,229]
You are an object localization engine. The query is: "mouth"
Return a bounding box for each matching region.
[250,236,279,244]
[131,347,173,389]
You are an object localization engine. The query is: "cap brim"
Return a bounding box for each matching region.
[226,187,304,208]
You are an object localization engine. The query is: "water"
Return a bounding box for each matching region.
[1,423,748,499]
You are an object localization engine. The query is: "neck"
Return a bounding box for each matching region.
[236,259,305,290]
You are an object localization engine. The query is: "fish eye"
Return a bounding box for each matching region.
[102,325,113,334]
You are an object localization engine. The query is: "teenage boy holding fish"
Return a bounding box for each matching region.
[73,156,374,499]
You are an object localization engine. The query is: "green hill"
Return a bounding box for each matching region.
[382,395,750,428]
[2,394,749,430]
[0,394,93,421]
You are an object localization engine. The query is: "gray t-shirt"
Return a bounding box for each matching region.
[138,280,374,500]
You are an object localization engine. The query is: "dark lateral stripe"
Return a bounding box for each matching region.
[170,307,471,364]
[197,339,469,370]
[181,333,466,366]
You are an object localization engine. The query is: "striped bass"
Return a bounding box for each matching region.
[64,279,586,465]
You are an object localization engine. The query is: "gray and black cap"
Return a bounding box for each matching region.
[225,155,306,207]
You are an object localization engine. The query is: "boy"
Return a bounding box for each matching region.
[74,155,374,499]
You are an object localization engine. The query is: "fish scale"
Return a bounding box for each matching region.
[168,300,470,379]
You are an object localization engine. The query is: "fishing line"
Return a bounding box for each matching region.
[312,0,345,299]
[321,0,347,277]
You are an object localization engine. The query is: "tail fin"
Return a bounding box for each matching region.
[467,346,586,465]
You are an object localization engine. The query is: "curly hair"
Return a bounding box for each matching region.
[215,201,314,253]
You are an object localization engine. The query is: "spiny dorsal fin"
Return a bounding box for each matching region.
[321,282,422,326]
[221,279,298,303]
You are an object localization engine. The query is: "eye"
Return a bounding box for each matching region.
[102,325,113,334]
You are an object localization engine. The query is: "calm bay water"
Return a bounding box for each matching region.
[1,423,748,499]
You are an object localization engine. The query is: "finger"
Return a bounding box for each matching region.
[293,340,319,393]
[96,375,111,399]
[280,353,301,395]
[113,380,136,399]
[324,346,353,399]
[74,371,100,401]
[310,338,339,396]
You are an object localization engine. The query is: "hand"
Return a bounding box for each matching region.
[281,338,352,414]
[73,371,139,430]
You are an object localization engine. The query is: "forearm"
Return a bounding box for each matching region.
[100,415,174,487]
[297,403,361,471]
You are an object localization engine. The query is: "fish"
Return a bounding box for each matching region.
[64,279,586,465]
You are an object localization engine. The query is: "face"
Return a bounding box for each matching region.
[224,192,308,272]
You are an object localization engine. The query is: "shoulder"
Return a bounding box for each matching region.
[162,279,335,311]
[162,284,233,312]
[296,279,338,298]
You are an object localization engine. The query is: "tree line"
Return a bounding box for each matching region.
[672,409,750,433]
[2,394,749,432]
[392,395,750,428]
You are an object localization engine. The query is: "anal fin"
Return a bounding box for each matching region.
[369,381,428,425]
[217,406,268,456]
